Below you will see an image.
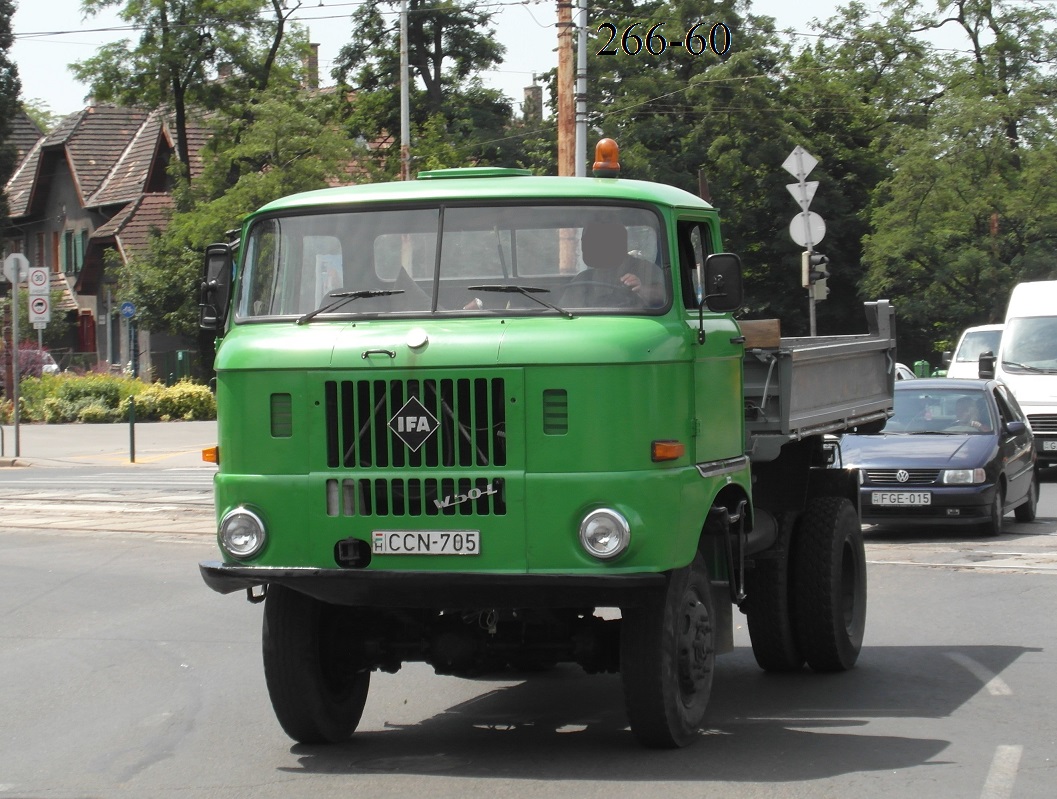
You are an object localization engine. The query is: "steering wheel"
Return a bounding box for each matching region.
[561,279,644,308]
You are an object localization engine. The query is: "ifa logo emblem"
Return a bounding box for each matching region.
[388,396,439,452]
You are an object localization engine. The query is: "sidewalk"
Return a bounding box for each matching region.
[0,420,217,469]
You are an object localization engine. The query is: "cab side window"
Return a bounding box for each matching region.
[677,220,714,310]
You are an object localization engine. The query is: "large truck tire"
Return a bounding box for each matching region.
[744,513,804,672]
[620,551,716,748]
[262,585,371,744]
[791,497,867,672]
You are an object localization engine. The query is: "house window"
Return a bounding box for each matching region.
[60,230,87,275]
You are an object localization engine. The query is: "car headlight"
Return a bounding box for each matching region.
[578,508,630,560]
[942,468,987,485]
[218,507,267,559]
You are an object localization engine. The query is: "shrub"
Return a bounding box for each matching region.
[78,402,118,424]
[10,372,215,424]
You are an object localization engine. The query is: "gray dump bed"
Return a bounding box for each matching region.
[743,300,896,462]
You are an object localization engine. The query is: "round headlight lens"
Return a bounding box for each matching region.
[579,508,631,560]
[219,507,267,559]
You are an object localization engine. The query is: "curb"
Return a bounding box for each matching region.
[0,458,26,467]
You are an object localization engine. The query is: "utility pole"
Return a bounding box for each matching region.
[574,0,588,177]
[400,0,411,180]
[556,0,574,176]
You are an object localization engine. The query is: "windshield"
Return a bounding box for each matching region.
[882,388,995,435]
[1002,317,1057,372]
[954,329,1001,362]
[235,203,668,321]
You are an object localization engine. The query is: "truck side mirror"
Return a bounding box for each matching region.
[942,350,952,367]
[978,350,996,380]
[703,253,743,313]
[199,243,234,332]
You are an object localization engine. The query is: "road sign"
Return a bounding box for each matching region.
[789,211,826,248]
[785,180,819,211]
[28,266,49,295]
[3,252,29,283]
[29,295,51,325]
[782,145,818,181]
[120,301,136,319]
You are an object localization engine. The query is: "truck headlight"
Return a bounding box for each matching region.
[579,508,630,560]
[219,507,267,559]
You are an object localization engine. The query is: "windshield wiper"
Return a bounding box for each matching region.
[1003,360,1056,373]
[295,289,405,325]
[468,284,574,319]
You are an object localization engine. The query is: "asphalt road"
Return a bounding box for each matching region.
[1,422,1056,797]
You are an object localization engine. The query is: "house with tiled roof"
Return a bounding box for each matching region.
[3,104,204,380]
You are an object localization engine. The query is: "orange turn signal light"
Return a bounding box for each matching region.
[651,440,685,462]
[202,445,219,464]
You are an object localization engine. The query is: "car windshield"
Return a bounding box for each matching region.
[235,203,668,322]
[882,388,995,435]
[955,329,1001,362]
[1002,317,1057,372]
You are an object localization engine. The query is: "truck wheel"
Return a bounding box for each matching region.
[791,497,866,672]
[744,514,804,672]
[262,585,371,744]
[620,552,715,748]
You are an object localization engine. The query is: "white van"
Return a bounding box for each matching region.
[997,281,1057,464]
[945,323,1003,379]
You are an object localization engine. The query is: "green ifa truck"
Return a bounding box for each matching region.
[198,141,896,748]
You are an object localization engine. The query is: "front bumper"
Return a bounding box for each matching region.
[200,561,666,608]
[859,484,995,527]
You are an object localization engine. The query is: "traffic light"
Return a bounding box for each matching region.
[800,251,830,300]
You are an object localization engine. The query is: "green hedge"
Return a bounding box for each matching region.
[1,373,216,424]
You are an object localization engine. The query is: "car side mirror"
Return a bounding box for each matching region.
[199,243,234,333]
[1005,420,1027,436]
[703,253,743,313]
[978,350,996,380]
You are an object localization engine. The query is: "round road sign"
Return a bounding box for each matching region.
[789,211,827,248]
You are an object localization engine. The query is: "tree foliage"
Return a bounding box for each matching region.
[72,0,308,177]
[332,0,514,173]
[0,0,21,228]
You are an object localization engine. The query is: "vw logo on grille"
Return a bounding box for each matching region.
[896,469,910,483]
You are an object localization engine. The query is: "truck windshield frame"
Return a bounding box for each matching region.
[234,201,670,322]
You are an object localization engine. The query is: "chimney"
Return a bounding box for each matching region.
[306,43,320,90]
[523,83,543,122]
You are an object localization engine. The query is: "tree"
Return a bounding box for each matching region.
[122,84,357,378]
[72,0,307,180]
[0,0,21,229]
[860,0,1057,358]
[332,0,513,173]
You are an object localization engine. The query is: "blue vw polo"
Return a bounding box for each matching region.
[836,378,1037,535]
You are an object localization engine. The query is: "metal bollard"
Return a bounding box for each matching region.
[128,396,136,463]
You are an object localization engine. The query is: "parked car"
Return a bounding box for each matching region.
[1,347,60,379]
[835,378,1037,535]
[895,362,916,380]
